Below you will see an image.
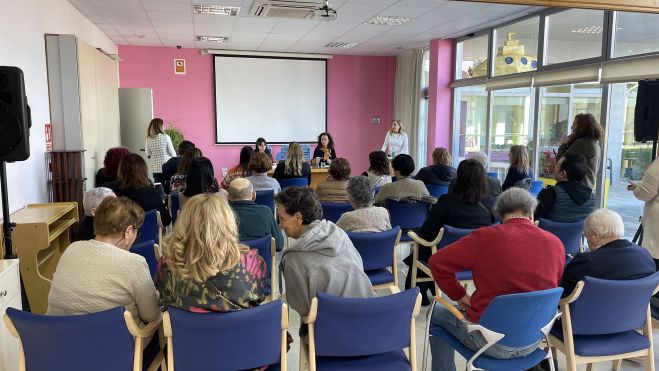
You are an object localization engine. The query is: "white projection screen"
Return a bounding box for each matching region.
[214,55,327,144]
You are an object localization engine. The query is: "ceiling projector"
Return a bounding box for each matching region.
[312,0,337,21]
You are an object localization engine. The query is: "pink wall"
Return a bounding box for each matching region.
[427,38,454,164]
[118,45,395,175]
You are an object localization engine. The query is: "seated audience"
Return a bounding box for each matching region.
[180,157,224,210]
[316,158,351,202]
[48,197,160,324]
[246,151,281,194]
[114,153,171,226]
[161,140,195,193]
[169,147,202,193]
[95,146,130,188]
[157,193,266,312]
[228,178,284,252]
[374,154,429,205]
[502,145,533,191]
[276,187,374,317]
[428,188,565,371]
[255,137,273,159]
[415,147,456,185]
[410,159,496,304]
[78,187,115,241]
[313,132,337,166]
[535,152,595,222]
[273,142,311,185]
[450,151,502,198]
[364,150,392,187]
[221,146,253,189]
[336,176,391,232]
[560,209,655,297]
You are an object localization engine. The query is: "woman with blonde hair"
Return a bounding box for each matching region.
[502,145,533,191]
[273,142,312,185]
[381,120,409,157]
[145,118,177,184]
[157,193,266,311]
[415,147,457,185]
[557,113,604,189]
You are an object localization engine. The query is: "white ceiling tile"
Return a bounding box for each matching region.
[141,1,192,12]
[160,39,195,47]
[150,20,193,28]
[104,17,153,26]
[377,5,437,18]
[94,7,149,18]
[265,33,303,42]
[158,32,195,39]
[148,11,192,20]
[121,30,160,39]
[334,2,389,23]
[88,0,143,9]
[270,19,319,33]
[69,0,91,6]
[155,26,194,34]
[195,41,230,48]
[195,24,235,33]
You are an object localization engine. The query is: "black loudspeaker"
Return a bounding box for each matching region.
[634,80,659,143]
[0,66,31,162]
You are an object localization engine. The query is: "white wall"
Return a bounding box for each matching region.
[0,0,116,214]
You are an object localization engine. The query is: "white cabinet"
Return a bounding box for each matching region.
[0,259,22,371]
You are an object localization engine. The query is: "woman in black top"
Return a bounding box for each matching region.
[502,145,533,191]
[274,142,312,184]
[415,147,456,185]
[312,132,337,165]
[254,137,273,159]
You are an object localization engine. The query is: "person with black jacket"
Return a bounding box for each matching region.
[161,140,195,193]
[415,147,456,185]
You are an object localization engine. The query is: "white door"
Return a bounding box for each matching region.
[119,88,153,174]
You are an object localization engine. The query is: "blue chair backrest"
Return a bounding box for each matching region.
[137,209,158,244]
[479,288,563,348]
[279,177,309,188]
[170,192,180,224]
[538,218,584,255]
[6,307,133,371]
[529,180,544,196]
[255,190,275,214]
[241,235,273,281]
[167,301,282,370]
[301,144,312,161]
[426,184,449,198]
[569,273,659,335]
[387,200,429,230]
[487,171,498,179]
[438,225,474,248]
[321,202,353,223]
[347,227,400,271]
[374,186,382,195]
[129,239,157,278]
[313,288,419,357]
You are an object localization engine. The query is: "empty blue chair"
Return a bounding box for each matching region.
[242,235,276,299]
[550,273,659,371]
[4,306,164,371]
[278,177,309,189]
[321,202,353,223]
[387,199,430,242]
[529,180,544,197]
[136,209,162,247]
[169,191,180,224]
[255,189,276,214]
[426,183,449,198]
[164,300,288,371]
[346,227,401,290]
[129,240,158,279]
[301,288,421,371]
[427,287,563,371]
[538,218,584,255]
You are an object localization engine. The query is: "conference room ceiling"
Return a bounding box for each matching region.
[67,0,543,55]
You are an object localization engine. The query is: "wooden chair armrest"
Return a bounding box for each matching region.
[559,281,584,305]
[434,296,465,321]
[388,286,401,295]
[302,297,318,325]
[2,314,18,337]
[125,312,163,338]
[408,229,444,247]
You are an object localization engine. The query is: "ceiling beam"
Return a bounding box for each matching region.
[456,0,659,13]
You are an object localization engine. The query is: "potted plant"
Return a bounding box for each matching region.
[165,120,185,150]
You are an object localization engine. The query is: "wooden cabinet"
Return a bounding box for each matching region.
[0,259,21,371]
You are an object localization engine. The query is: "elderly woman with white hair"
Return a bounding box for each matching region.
[559,209,655,298]
[449,151,502,199]
[336,176,391,232]
[77,187,116,240]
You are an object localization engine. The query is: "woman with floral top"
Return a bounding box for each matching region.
[156,193,266,312]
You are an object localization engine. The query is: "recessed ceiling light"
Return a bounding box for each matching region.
[196,35,229,42]
[193,4,240,16]
[571,25,603,34]
[365,15,411,26]
[325,41,358,48]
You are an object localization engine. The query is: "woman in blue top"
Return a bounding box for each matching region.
[502,144,533,191]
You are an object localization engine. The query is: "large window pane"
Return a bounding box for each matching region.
[454,85,487,164]
[545,9,604,65]
[493,17,539,77]
[456,35,489,79]
[613,12,659,58]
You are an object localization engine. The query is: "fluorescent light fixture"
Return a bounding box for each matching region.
[196,35,229,42]
[365,15,411,26]
[193,4,240,16]
[571,25,603,34]
[325,41,358,48]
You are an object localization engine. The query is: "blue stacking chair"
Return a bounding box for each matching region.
[301,288,422,371]
[278,177,309,189]
[136,209,162,248]
[387,199,430,242]
[537,218,585,255]
[529,180,544,197]
[164,301,288,371]
[426,287,563,371]
[3,306,164,371]
[321,202,353,223]
[129,240,159,279]
[550,273,659,371]
[255,189,276,215]
[169,191,180,224]
[347,227,402,291]
[242,235,277,300]
[426,184,450,198]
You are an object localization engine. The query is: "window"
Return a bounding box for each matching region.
[456,35,489,79]
[418,49,430,168]
[492,17,539,77]
[545,9,605,65]
[453,85,487,164]
[613,12,659,58]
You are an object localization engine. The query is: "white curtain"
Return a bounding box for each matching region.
[394,48,424,168]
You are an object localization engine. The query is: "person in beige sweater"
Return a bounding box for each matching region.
[630,155,659,258]
[375,154,429,205]
[316,158,351,203]
[48,197,160,324]
[337,176,391,232]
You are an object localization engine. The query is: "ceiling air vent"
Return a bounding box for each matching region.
[249,0,321,19]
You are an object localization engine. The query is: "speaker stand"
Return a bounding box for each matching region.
[1,161,16,259]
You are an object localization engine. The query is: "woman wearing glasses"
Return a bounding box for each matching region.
[48,197,160,325]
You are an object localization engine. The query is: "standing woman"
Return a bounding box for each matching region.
[381,120,409,157]
[145,118,176,184]
[629,154,659,258]
[556,113,603,190]
[313,132,337,165]
[502,145,533,191]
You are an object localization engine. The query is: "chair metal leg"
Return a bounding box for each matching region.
[586,363,594,371]
[612,359,622,371]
